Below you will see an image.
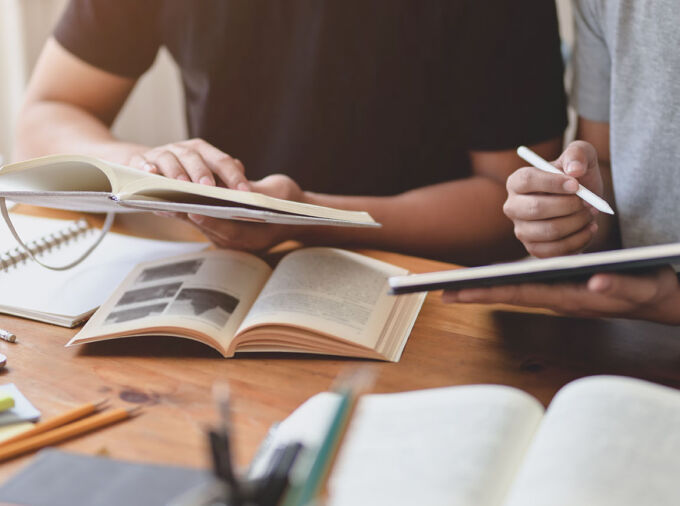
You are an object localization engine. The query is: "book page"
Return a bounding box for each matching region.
[502,376,680,506]
[0,155,153,213]
[119,176,375,224]
[250,385,544,506]
[70,250,272,354]
[236,248,406,349]
[0,156,113,192]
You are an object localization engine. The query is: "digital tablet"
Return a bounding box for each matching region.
[388,242,680,295]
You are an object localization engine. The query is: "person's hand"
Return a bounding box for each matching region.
[442,266,680,325]
[185,174,307,251]
[127,138,250,190]
[504,141,605,258]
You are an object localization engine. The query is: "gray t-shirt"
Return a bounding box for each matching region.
[572,0,680,248]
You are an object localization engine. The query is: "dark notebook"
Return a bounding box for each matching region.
[0,450,210,506]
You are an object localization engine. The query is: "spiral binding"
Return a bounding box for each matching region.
[0,219,92,272]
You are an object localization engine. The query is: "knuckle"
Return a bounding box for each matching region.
[232,158,245,172]
[542,222,560,241]
[515,169,533,191]
[176,146,197,159]
[216,154,236,167]
[514,224,527,242]
[526,199,542,219]
[158,150,175,161]
[525,243,542,258]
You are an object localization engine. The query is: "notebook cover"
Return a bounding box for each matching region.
[0,449,211,506]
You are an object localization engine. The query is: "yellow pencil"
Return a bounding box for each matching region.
[0,399,108,446]
[0,406,141,462]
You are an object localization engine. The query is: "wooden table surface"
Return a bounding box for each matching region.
[1,207,679,481]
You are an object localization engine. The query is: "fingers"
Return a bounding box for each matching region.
[556,140,598,178]
[127,153,160,175]
[153,151,191,181]
[512,204,595,237]
[190,140,250,191]
[186,214,277,251]
[511,206,597,258]
[166,145,214,185]
[442,267,679,321]
[587,267,678,305]
[523,224,597,258]
[504,193,587,221]
[506,166,579,196]
[128,139,250,190]
[443,282,581,309]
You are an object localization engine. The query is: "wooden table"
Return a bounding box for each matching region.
[1,208,679,481]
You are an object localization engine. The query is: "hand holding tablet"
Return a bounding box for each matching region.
[388,242,680,295]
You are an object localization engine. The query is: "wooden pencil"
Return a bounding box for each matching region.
[0,406,141,462]
[0,399,108,446]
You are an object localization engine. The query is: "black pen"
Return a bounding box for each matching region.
[258,442,304,506]
[211,383,242,505]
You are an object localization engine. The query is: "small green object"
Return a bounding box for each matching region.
[0,394,15,412]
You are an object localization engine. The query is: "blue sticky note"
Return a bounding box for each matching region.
[0,384,41,426]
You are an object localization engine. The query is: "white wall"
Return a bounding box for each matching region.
[0,0,186,164]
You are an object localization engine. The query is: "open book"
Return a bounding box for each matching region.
[250,375,680,506]
[0,154,378,227]
[68,248,425,361]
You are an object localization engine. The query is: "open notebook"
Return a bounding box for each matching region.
[251,375,680,506]
[0,214,206,326]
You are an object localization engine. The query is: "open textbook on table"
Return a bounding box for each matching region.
[252,375,680,506]
[68,248,425,361]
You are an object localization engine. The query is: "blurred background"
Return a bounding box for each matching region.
[0,0,573,165]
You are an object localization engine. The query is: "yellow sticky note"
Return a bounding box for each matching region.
[0,394,14,412]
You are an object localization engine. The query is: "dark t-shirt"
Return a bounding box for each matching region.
[54,1,567,196]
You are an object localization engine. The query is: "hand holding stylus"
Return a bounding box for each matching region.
[504,141,614,258]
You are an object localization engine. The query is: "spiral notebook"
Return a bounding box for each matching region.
[0,214,206,326]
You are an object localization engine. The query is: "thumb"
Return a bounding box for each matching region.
[249,174,300,200]
[555,141,603,196]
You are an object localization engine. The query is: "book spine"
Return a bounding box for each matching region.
[0,219,91,272]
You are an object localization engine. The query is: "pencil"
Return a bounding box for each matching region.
[0,406,141,462]
[0,399,108,446]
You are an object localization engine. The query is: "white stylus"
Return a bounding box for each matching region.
[517,146,615,215]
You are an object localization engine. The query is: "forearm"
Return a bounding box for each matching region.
[14,100,146,163]
[299,177,526,265]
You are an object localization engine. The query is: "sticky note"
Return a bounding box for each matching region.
[0,384,41,426]
[0,394,14,412]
